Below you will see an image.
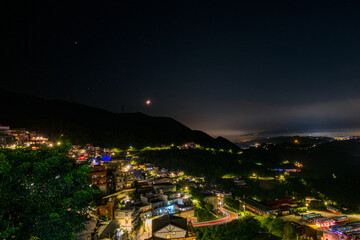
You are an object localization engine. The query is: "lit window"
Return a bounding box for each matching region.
[166,235,171,239]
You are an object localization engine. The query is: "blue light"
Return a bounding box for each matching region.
[92,159,100,165]
[102,156,112,161]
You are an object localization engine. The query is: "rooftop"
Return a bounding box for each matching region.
[96,220,118,239]
[153,183,174,187]
[241,198,276,213]
[152,214,188,234]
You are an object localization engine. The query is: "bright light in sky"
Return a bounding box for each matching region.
[146,99,151,105]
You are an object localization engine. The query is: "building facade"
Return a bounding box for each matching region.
[146,215,196,240]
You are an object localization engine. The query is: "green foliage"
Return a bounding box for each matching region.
[190,187,217,222]
[268,218,285,237]
[196,216,261,240]
[283,222,296,240]
[138,149,245,179]
[255,216,285,238]
[218,178,312,203]
[189,187,205,202]
[0,142,97,240]
[196,214,287,240]
[223,205,239,214]
[290,207,307,215]
[224,197,240,211]
[255,216,273,231]
[194,207,216,222]
[176,179,196,192]
[239,140,360,211]
[205,203,214,212]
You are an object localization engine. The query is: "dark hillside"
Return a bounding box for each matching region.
[0,90,239,150]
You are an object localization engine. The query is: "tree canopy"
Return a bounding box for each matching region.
[283,222,296,240]
[138,148,245,180]
[195,216,261,240]
[0,142,96,240]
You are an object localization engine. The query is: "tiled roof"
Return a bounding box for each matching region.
[152,214,188,234]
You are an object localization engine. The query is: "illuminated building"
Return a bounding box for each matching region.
[88,165,109,192]
[97,198,115,219]
[240,198,276,216]
[115,205,141,234]
[146,214,196,240]
[264,198,298,216]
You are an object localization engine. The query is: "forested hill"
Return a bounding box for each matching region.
[0,91,239,150]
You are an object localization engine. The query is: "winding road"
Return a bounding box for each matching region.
[136,207,238,239]
[193,207,238,227]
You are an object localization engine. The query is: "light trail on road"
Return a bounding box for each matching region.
[193,207,237,227]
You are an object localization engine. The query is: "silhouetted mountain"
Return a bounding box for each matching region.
[0,91,239,150]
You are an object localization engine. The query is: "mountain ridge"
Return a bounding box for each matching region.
[0,90,239,150]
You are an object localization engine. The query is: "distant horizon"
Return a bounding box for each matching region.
[208,128,360,142]
[3,89,360,144]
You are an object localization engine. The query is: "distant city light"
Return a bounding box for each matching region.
[57,141,61,145]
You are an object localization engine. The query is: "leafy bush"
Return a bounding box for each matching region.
[196,216,261,240]
[0,143,97,240]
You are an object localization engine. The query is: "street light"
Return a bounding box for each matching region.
[243,205,246,212]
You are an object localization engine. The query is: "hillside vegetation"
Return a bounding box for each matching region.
[0,91,239,150]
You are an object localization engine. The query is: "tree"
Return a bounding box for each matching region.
[255,216,273,231]
[195,217,261,240]
[0,142,97,240]
[205,203,214,212]
[283,222,296,240]
[267,218,285,237]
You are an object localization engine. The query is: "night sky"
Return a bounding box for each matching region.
[3,0,360,141]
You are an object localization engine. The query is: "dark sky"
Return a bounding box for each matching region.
[3,0,360,141]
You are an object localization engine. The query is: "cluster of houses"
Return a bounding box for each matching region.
[81,156,195,240]
[0,125,52,149]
